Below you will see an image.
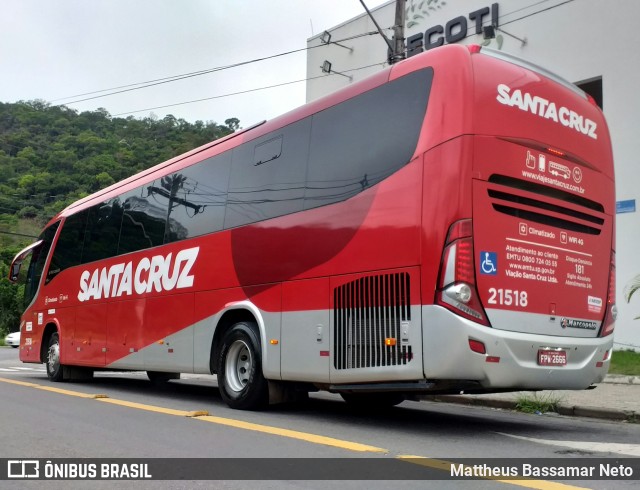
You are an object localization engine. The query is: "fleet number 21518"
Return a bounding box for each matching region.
[487,288,529,307]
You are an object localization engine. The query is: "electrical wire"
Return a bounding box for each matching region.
[111,62,385,117]
[53,31,380,107]
[11,0,578,120]
[405,0,575,49]
[0,230,39,238]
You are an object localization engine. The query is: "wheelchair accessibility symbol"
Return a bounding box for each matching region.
[480,251,498,275]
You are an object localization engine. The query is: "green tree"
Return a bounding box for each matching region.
[0,99,239,327]
[625,275,640,319]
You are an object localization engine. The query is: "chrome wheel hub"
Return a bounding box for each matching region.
[225,340,252,393]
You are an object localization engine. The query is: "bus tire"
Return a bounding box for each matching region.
[340,392,405,408]
[46,332,64,382]
[217,322,268,410]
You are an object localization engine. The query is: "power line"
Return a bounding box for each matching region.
[500,0,576,28]
[0,230,38,238]
[54,31,380,107]
[112,62,385,117]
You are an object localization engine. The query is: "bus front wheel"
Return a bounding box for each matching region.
[217,322,268,410]
[46,332,64,382]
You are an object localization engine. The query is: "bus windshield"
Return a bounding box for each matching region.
[17,223,59,309]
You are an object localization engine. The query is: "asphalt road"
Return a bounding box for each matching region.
[0,347,638,489]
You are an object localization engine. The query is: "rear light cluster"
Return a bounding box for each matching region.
[600,251,617,337]
[436,219,490,326]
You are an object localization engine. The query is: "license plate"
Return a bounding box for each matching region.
[537,349,567,366]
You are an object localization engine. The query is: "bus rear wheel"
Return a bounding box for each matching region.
[217,322,268,410]
[46,332,64,382]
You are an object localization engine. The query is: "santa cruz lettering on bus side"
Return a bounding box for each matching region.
[77,247,199,302]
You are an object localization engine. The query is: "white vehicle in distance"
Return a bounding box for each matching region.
[4,331,20,348]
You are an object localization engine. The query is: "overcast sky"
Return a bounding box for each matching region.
[1,0,390,128]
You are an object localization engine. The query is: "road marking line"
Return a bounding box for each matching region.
[498,432,640,457]
[0,378,38,388]
[0,377,106,398]
[397,456,592,490]
[195,415,386,453]
[0,377,387,454]
[96,397,199,417]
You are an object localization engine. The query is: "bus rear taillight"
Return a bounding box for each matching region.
[600,251,617,337]
[436,219,490,326]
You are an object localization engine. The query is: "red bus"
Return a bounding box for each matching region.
[10,45,616,410]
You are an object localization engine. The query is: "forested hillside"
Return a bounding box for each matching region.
[0,100,238,336]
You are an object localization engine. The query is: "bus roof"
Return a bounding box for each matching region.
[47,44,612,226]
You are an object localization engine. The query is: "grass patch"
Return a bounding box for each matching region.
[515,392,562,414]
[609,350,640,376]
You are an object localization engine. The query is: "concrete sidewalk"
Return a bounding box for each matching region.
[424,375,640,422]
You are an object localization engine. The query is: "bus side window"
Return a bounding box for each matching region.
[163,152,232,243]
[118,188,166,255]
[224,118,311,229]
[82,198,124,264]
[46,212,87,283]
[304,68,433,210]
[253,136,283,166]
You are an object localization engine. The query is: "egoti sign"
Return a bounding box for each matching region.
[407,3,499,56]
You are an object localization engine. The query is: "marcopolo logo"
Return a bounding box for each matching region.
[496,84,597,140]
[78,247,199,302]
[561,318,598,331]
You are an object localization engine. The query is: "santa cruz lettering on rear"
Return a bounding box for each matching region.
[78,247,199,302]
[496,84,597,140]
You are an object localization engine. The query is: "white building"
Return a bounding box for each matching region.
[307,0,640,351]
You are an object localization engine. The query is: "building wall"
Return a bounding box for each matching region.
[307,0,640,350]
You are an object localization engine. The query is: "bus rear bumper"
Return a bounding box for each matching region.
[421,305,613,391]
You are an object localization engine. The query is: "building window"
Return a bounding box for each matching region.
[576,77,603,109]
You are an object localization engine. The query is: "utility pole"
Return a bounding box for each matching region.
[392,0,406,64]
[359,0,406,64]
[147,174,202,243]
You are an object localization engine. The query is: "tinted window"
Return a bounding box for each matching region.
[164,152,232,242]
[304,68,432,209]
[225,118,311,229]
[26,222,59,303]
[47,211,87,283]
[82,198,124,264]
[118,184,167,255]
[254,136,282,166]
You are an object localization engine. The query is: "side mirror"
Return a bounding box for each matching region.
[8,240,43,283]
[10,261,22,282]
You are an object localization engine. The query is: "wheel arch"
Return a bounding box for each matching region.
[210,301,266,375]
[40,322,60,364]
